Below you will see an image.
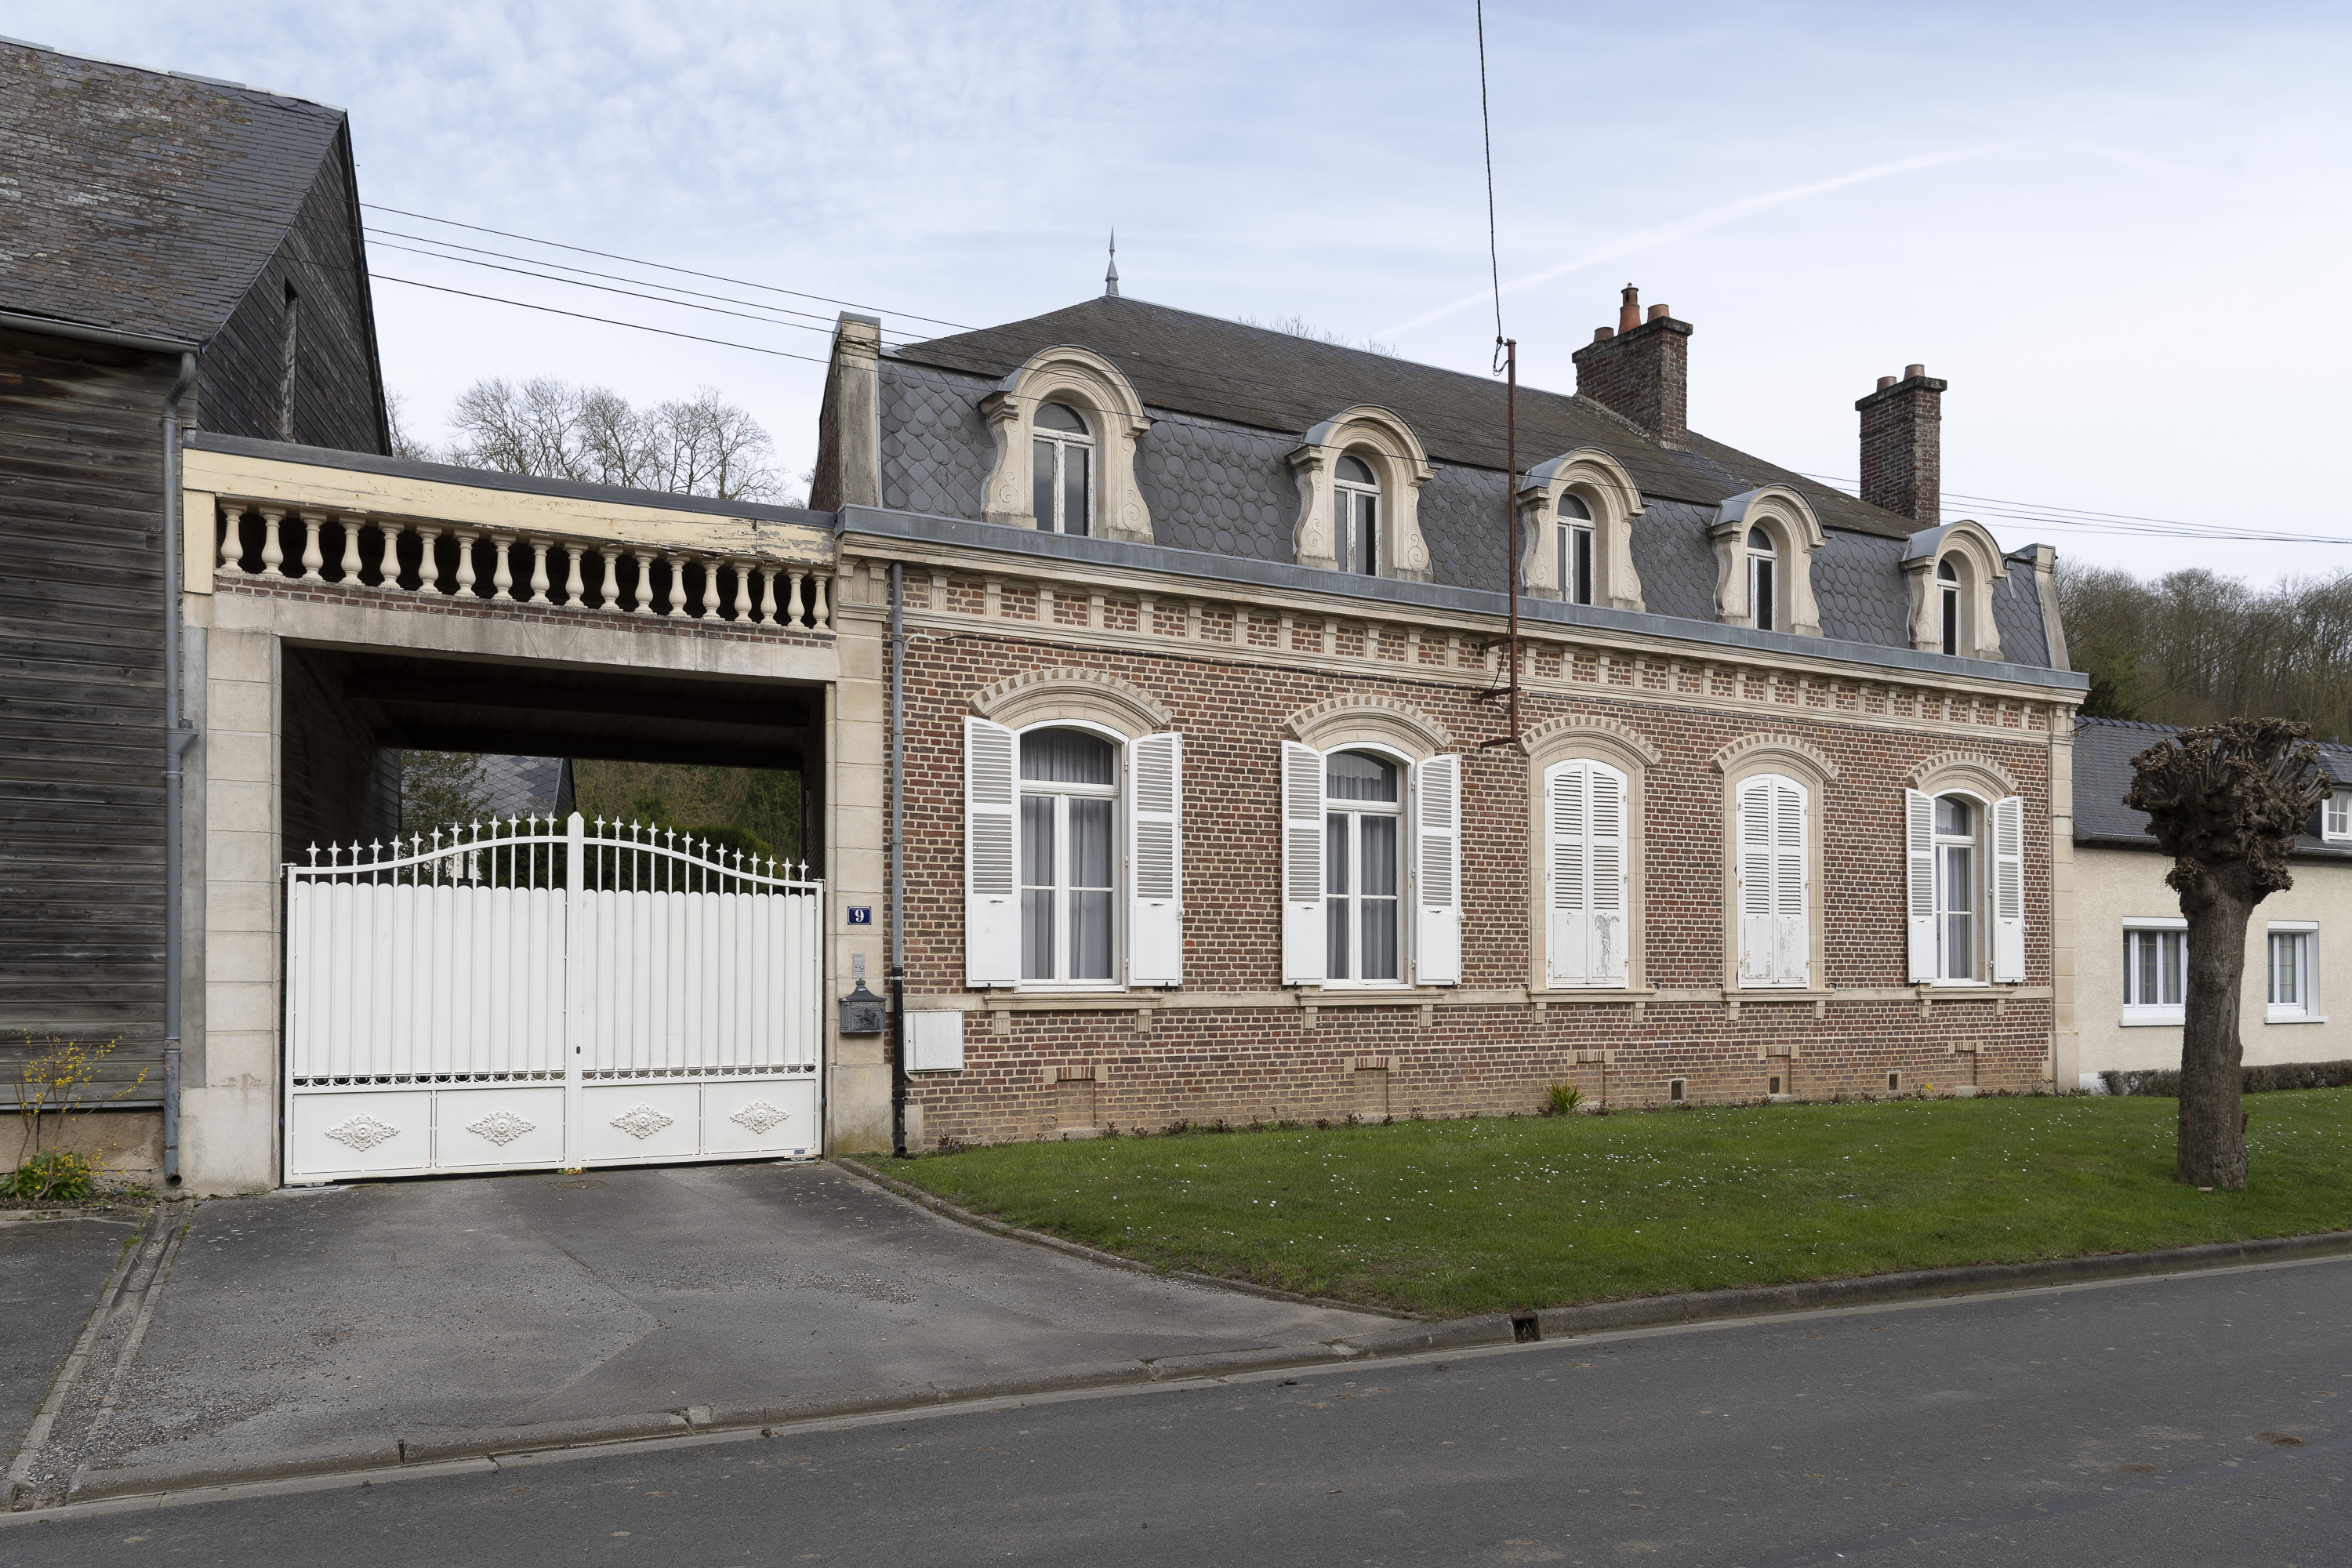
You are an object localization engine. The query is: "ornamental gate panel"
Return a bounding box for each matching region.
[284,814,822,1183]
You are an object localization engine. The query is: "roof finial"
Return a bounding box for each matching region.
[1105,228,1120,298]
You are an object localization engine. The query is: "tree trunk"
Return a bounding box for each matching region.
[2177,887,2252,1189]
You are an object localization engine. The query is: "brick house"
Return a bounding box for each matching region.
[812,281,2089,1149]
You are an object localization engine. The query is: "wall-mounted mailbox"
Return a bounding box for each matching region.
[839,979,885,1035]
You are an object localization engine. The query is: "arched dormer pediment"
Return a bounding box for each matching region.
[1517,447,1646,612]
[1710,731,1840,785]
[976,345,1154,544]
[1516,712,1660,770]
[1709,486,1825,637]
[1283,693,1452,760]
[1907,750,2019,800]
[1286,405,1435,582]
[1901,520,2008,660]
[971,667,1171,738]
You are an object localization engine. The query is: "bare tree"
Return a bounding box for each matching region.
[437,377,786,502]
[1238,314,1399,358]
[2125,719,2328,1189]
[385,391,437,463]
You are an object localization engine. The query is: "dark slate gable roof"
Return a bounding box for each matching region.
[893,294,1921,542]
[2072,715,2352,858]
[0,39,350,342]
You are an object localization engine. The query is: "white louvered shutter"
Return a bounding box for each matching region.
[964,717,1019,986]
[1127,733,1184,986]
[1279,742,1327,984]
[1771,778,1809,985]
[1545,763,1589,987]
[1590,764,1629,985]
[1735,777,1776,984]
[1414,753,1462,985]
[1992,793,2026,982]
[1904,788,1937,982]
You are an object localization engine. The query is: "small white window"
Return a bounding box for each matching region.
[1032,402,1093,535]
[1325,750,1404,985]
[1937,559,1961,657]
[2122,921,2187,1025]
[1019,728,1118,985]
[1334,454,1381,577]
[1747,528,1777,633]
[2325,791,2351,842]
[2267,925,2318,1021]
[1556,493,1594,606]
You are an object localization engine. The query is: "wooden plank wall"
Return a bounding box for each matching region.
[0,331,173,1106]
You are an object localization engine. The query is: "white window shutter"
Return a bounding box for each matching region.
[1992,793,2026,982]
[1772,779,1809,985]
[1414,753,1462,986]
[1735,778,1775,984]
[1279,742,1327,984]
[964,717,1020,987]
[1127,732,1183,986]
[1590,764,1629,985]
[1904,788,1937,982]
[1544,762,1588,987]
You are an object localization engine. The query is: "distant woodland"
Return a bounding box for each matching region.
[570,760,804,865]
[2058,561,2352,742]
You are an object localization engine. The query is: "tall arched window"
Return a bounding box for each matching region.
[1747,528,1777,633]
[1334,454,1381,577]
[1325,750,1403,982]
[1031,402,1092,536]
[1933,793,1978,979]
[1557,494,1595,606]
[1937,559,1961,656]
[1019,728,1116,983]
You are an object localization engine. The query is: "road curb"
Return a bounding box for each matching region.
[830,1156,1420,1320]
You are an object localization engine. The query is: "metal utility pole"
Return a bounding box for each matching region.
[1482,338,1522,751]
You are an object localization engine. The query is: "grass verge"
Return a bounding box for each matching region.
[873,1091,2352,1318]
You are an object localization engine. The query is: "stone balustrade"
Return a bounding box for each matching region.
[214,501,834,633]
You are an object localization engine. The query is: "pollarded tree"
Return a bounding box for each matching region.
[2125,718,2328,1189]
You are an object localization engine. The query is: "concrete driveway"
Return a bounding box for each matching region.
[34,1161,1384,1482]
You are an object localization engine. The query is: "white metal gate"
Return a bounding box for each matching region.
[283,814,822,1183]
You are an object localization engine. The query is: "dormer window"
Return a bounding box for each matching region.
[1334,453,1381,576]
[1031,401,1092,535]
[1938,559,1961,656]
[2325,790,2351,842]
[1747,528,1777,633]
[1557,494,1595,606]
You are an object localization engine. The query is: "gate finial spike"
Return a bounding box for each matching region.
[307,842,321,866]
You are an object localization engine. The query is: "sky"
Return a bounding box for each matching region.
[20,2,2352,583]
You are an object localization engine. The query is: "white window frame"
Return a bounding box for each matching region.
[1733,771,1809,989]
[2120,916,2187,1026]
[1323,748,1409,989]
[1334,455,1381,578]
[2267,921,2321,1023]
[1016,724,1123,992]
[1031,403,1094,537]
[2325,791,2352,843]
[1279,735,1459,989]
[1747,530,1778,633]
[1544,758,1629,987]
[1938,559,1961,658]
[1556,496,1595,607]
[1930,790,1987,985]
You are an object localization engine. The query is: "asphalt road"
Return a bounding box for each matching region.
[7,1256,2346,1567]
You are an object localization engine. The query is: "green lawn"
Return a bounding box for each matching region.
[871,1091,2352,1318]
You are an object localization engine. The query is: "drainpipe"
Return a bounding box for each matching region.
[888,561,908,1157]
[161,350,200,1189]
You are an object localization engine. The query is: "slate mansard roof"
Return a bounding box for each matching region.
[2071,716,2352,860]
[0,37,360,343]
[879,294,2059,670]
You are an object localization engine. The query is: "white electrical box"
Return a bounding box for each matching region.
[906,1011,966,1073]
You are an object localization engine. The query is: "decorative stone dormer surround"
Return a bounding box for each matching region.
[977,345,1155,544]
[1516,447,1646,611]
[1286,406,1435,581]
[1901,521,2009,660]
[1710,485,1825,637]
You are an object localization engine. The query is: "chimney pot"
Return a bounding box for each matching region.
[1857,367,1946,525]
[1617,285,1641,336]
[1905,363,1926,380]
[1593,327,1615,343]
[1877,376,1896,390]
[1647,303,1669,322]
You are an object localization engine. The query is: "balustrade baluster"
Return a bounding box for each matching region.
[453,529,479,597]
[757,565,779,625]
[563,543,585,608]
[632,550,656,615]
[374,520,404,589]
[416,525,444,593]
[528,539,554,604]
[666,554,689,617]
[786,571,806,628]
[599,546,622,612]
[731,561,752,622]
[809,572,831,631]
[218,501,244,576]
[491,534,515,601]
[298,511,325,582]
[337,515,362,582]
[259,507,286,576]
[699,557,721,621]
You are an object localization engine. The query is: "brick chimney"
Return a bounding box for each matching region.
[1855,364,1946,524]
[1571,285,1691,446]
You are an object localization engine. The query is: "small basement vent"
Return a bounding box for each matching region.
[1887,1070,1902,1092]
[1668,1077,1687,1103]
